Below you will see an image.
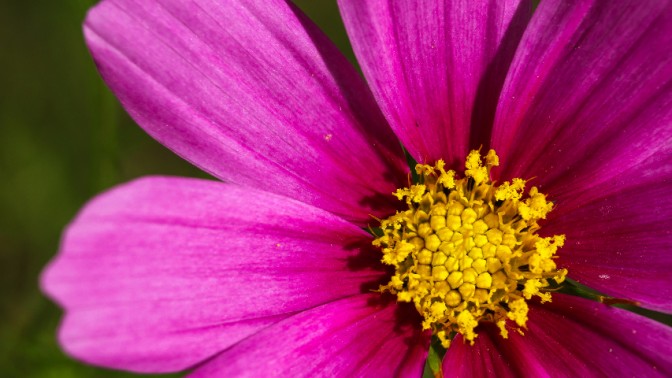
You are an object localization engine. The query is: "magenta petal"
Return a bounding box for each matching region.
[338,0,531,165]
[491,0,672,197]
[444,294,672,377]
[543,180,672,312]
[441,324,517,377]
[190,294,428,377]
[41,177,384,373]
[84,0,407,225]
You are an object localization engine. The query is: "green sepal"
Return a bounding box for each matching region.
[422,335,448,378]
[557,278,672,326]
[402,145,420,184]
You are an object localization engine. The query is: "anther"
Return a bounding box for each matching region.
[374,149,567,347]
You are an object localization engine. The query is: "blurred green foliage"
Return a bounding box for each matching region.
[0,0,350,376]
[6,1,666,376]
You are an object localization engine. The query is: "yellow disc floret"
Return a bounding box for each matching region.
[374,149,567,348]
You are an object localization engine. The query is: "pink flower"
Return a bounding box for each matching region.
[42,0,672,376]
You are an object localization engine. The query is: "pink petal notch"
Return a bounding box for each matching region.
[84,0,408,225]
[41,177,386,373]
[443,294,672,377]
[338,0,532,166]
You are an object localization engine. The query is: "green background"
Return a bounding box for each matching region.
[2,0,668,377]
[0,1,349,376]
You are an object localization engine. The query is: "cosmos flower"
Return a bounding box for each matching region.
[42,0,672,376]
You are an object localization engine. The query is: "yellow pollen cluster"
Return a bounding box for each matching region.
[373,150,567,348]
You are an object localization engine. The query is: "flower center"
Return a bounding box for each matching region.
[373,149,567,348]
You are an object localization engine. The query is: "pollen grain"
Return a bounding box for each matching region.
[374,150,567,348]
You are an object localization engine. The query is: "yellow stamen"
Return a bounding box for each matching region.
[375,149,567,346]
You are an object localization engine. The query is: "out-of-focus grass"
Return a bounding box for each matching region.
[0,0,350,376]
[0,0,202,376]
[3,0,671,376]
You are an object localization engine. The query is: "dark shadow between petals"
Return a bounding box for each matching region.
[469,1,532,151]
